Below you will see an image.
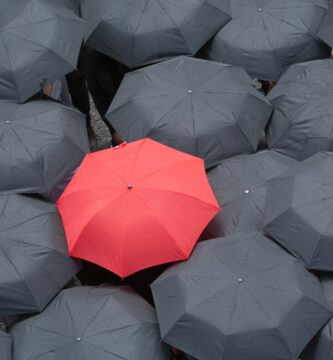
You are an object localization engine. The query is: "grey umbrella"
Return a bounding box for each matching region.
[267,59,333,160]
[152,232,332,360]
[81,0,231,69]
[204,0,331,81]
[107,56,272,169]
[0,329,12,360]
[318,3,333,48]
[203,150,296,239]
[302,274,333,360]
[0,100,89,201]
[0,0,85,102]
[54,0,81,15]
[264,152,333,271]
[11,286,170,360]
[0,194,81,316]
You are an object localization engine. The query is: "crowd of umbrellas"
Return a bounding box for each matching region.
[1,0,333,359]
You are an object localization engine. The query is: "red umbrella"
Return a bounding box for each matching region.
[56,139,219,277]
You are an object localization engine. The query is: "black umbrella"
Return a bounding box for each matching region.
[264,152,333,271]
[152,232,332,360]
[318,3,333,48]
[0,329,11,360]
[152,233,332,360]
[0,0,85,102]
[204,0,331,81]
[11,286,170,360]
[107,56,272,169]
[81,0,231,69]
[0,194,81,316]
[302,274,333,360]
[0,100,89,201]
[203,150,296,239]
[267,59,333,160]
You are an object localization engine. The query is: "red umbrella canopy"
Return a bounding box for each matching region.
[56,139,219,277]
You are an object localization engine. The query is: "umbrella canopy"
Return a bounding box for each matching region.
[204,0,331,81]
[54,0,81,15]
[264,152,333,271]
[0,329,12,360]
[0,100,89,200]
[57,138,219,278]
[302,274,333,360]
[203,150,296,239]
[318,3,333,48]
[107,56,272,169]
[81,0,231,69]
[267,59,333,160]
[152,232,332,360]
[0,0,85,102]
[0,194,81,316]
[11,286,170,360]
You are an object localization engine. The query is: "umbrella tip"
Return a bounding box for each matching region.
[127,184,133,189]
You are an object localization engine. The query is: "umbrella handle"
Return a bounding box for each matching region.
[112,142,127,150]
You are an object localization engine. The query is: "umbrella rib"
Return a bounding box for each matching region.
[146,93,189,134]
[0,210,56,234]
[130,0,149,67]
[135,158,200,186]
[132,190,188,257]
[7,125,48,190]
[88,154,128,186]
[155,0,193,53]
[0,196,10,225]
[80,340,134,360]
[82,322,156,339]
[136,187,219,210]
[263,12,320,41]
[0,235,69,258]
[4,31,76,70]
[69,191,128,253]
[242,282,295,359]
[0,34,22,100]
[0,246,40,309]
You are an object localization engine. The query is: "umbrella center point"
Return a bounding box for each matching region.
[5,120,10,124]
[244,189,250,194]
[76,337,82,342]
[238,278,243,283]
[258,8,263,11]
[127,184,133,189]
[188,90,193,94]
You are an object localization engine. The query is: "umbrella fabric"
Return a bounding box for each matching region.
[0,0,85,102]
[302,274,333,360]
[0,194,81,316]
[81,0,231,69]
[0,100,89,201]
[264,152,333,271]
[54,0,81,15]
[57,138,219,278]
[318,3,333,48]
[11,286,170,360]
[203,150,296,239]
[267,59,333,160]
[0,329,12,360]
[107,56,272,169]
[204,0,331,81]
[151,232,332,360]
